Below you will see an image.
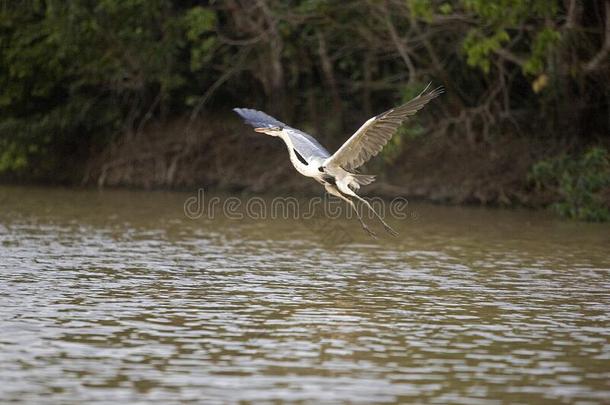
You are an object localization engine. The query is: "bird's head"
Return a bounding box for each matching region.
[254,126,283,136]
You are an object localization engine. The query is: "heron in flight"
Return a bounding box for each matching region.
[234,84,443,237]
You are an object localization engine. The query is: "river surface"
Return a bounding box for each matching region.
[1,185,609,404]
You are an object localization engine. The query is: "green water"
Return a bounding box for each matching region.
[1,185,609,404]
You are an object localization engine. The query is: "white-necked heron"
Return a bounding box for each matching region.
[234,84,443,237]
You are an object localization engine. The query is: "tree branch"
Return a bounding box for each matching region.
[583,0,610,73]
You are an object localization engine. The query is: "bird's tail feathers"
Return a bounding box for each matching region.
[348,173,376,190]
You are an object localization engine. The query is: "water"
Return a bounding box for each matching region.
[1,185,609,404]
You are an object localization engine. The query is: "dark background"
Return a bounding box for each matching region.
[1,0,608,220]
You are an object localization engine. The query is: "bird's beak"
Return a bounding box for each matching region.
[254,127,281,136]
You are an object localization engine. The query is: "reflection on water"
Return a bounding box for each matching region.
[1,185,609,403]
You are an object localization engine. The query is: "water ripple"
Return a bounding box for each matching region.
[1,186,609,404]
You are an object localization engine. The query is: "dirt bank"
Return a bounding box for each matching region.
[83,114,553,206]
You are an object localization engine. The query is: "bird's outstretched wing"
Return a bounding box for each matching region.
[324,84,443,171]
[234,108,331,160]
[233,108,287,129]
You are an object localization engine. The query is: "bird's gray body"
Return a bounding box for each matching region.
[234,84,443,237]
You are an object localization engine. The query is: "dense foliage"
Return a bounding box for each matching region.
[1,0,608,216]
[530,146,610,221]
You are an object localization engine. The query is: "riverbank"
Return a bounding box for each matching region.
[3,114,607,220]
[78,115,556,207]
[3,1,608,222]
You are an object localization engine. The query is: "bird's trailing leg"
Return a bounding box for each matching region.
[351,194,399,237]
[344,196,377,239]
[325,185,376,238]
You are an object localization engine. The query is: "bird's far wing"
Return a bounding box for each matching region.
[324,84,444,171]
[234,107,330,160]
[284,127,331,160]
[233,108,287,129]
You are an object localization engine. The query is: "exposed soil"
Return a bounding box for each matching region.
[83,113,554,206]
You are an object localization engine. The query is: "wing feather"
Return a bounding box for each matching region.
[233,107,330,160]
[325,84,444,171]
[233,108,287,129]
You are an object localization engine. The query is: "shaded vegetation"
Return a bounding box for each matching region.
[530,147,610,221]
[1,0,608,219]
